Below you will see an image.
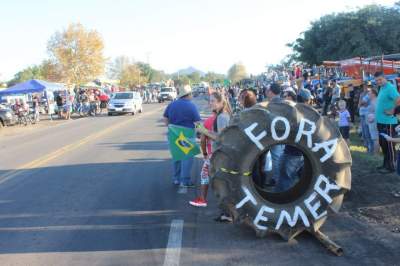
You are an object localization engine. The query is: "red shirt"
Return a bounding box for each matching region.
[203,114,216,155]
[99,94,109,101]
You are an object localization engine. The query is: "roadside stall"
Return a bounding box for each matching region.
[0,79,65,116]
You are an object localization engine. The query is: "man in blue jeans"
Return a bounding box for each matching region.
[163,85,201,187]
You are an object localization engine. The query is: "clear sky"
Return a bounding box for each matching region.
[0,0,396,80]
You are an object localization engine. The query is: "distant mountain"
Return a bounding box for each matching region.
[174,66,206,77]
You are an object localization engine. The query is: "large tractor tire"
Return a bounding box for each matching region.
[210,101,352,240]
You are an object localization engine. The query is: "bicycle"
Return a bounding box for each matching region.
[16,109,34,126]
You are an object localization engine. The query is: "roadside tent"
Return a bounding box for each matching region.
[0,79,64,96]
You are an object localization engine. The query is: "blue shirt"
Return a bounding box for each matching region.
[359,94,370,116]
[376,82,400,124]
[163,98,201,128]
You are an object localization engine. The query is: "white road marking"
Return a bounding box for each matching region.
[163,219,184,266]
[0,106,164,186]
[0,224,137,232]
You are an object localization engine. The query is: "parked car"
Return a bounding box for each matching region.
[108,92,143,116]
[0,107,17,129]
[158,87,177,102]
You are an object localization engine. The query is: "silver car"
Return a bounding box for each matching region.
[108,92,143,116]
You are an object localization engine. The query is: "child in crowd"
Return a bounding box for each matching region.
[338,100,351,144]
[190,92,232,223]
[189,111,216,207]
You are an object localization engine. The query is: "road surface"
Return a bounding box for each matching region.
[0,99,399,266]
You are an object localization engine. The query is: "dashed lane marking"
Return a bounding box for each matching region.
[163,219,184,266]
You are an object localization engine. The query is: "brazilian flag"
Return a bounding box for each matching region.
[168,125,200,161]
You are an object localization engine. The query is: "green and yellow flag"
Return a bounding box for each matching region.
[168,125,200,161]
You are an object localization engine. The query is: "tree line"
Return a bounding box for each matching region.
[288,2,400,65]
[5,23,249,88]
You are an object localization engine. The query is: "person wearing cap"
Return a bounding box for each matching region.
[163,85,201,187]
[297,88,313,104]
[283,87,297,102]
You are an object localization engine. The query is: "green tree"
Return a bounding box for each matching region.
[150,70,167,83]
[289,4,400,65]
[173,75,191,87]
[187,71,201,84]
[8,65,44,86]
[136,62,153,83]
[109,58,167,83]
[204,71,226,84]
[228,63,247,83]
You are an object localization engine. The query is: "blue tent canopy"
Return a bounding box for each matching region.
[0,79,64,96]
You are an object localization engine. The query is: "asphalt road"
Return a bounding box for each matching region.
[0,99,399,266]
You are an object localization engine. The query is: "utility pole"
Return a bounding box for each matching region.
[146,52,151,65]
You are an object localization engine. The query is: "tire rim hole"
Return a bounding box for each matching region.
[250,144,314,204]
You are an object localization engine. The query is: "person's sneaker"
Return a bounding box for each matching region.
[189,197,207,207]
[214,213,233,223]
[180,182,195,188]
[173,180,180,186]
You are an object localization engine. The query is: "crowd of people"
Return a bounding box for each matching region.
[53,88,111,120]
[163,69,400,223]
[141,88,160,103]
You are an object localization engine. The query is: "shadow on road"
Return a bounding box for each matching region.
[0,159,182,254]
[100,141,169,151]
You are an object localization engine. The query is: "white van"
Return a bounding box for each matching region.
[158,87,177,102]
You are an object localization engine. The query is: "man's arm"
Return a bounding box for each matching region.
[163,105,170,126]
[396,96,400,106]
